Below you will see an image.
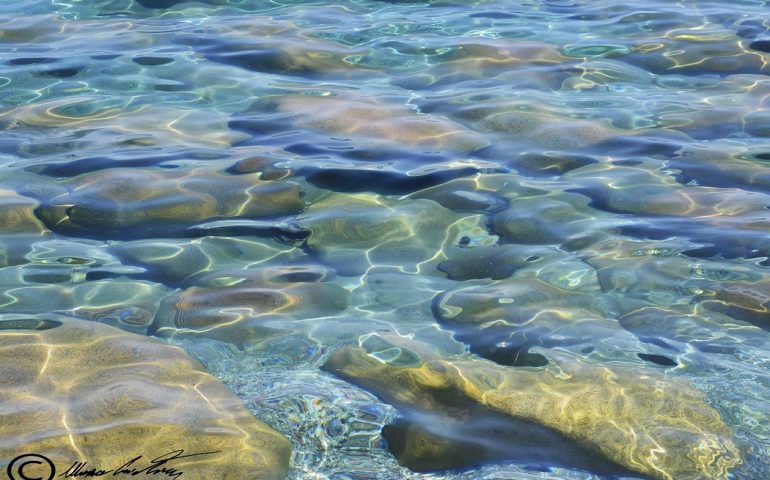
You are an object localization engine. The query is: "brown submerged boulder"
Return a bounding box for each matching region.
[324,339,741,479]
[0,317,291,479]
[28,168,305,238]
[0,189,50,266]
[274,94,490,153]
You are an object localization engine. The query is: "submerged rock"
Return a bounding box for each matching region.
[0,317,291,479]
[381,407,634,475]
[432,278,632,366]
[0,189,46,233]
[111,236,302,287]
[698,282,770,331]
[392,40,571,90]
[624,34,770,76]
[669,143,770,194]
[408,177,508,213]
[323,338,741,479]
[437,244,560,281]
[297,193,492,276]
[620,304,770,354]
[151,281,348,348]
[512,152,597,177]
[135,0,228,7]
[0,279,170,335]
[26,168,305,238]
[0,190,50,266]
[271,94,489,153]
[228,155,293,181]
[1,98,246,148]
[190,263,336,287]
[580,237,763,306]
[566,163,770,217]
[432,96,621,153]
[178,19,380,80]
[492,191,611,249]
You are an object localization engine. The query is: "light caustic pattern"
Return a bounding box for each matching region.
[1,0,770,479]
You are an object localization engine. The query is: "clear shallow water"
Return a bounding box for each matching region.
[1,0,770,478]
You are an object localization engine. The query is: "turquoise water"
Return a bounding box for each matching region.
[1,0,770,478]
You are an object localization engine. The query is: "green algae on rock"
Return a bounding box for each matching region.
[323,340,741,480]
[0,317,291,480]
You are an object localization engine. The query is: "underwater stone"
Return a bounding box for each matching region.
[699,283,770,331]
[408,178,507,213]
[29,168,305,238]
[0,278,170,335]
[111,236,302,287]
[669,143,770,194]
[432,278,631,366]
[66,280,170,334]
[323,341,741,479]
[297,193,491,276]
[228,156,293,180]
[135,0,186,7]
[381,408,635,475]
[619,305,770,355]
[0,190,50,266]
[151,281,348,348]
[0,190,47,233]
[592,256,703,303]
[190,263,335,287]
[443,97,620,152]
[744,110,770,137]
[512,152,596,177]
[492,191,608,248]
[437,244,560,281]
[274,94,490,153]
[0,318,291,479]
[182,21,379,80]
[392,40,570,90]
[1,98,247,148]
[624,36,770,75]
[566,163,770,218]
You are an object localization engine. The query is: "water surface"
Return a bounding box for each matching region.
[1,0,770,478]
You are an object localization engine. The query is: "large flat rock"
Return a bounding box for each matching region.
[0,318,291,480]
[324,338,741,479]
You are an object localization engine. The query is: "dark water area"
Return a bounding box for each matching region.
[1,0,770,479]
